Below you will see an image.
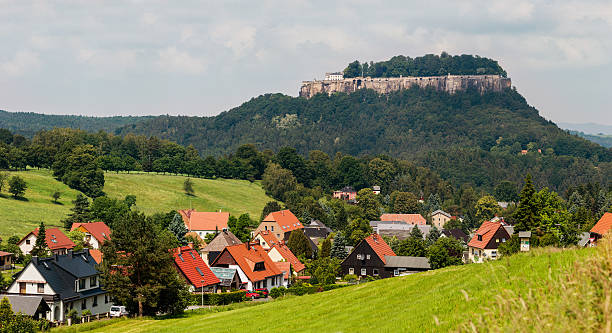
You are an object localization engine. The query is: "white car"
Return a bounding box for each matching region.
[109,305,128,318]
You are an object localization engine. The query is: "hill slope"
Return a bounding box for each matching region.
[0,169,274,240]
[55,246,595,332]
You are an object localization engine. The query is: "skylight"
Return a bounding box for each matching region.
[189,252,196,259]
[195,267,204,276]
[178,254,184,262]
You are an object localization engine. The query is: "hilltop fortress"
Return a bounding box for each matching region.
[299,74,511,98]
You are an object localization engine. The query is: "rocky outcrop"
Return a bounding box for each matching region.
[299,74,511,98]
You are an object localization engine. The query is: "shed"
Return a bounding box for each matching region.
[518,231,531,252]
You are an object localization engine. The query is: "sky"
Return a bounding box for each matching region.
[0,1,611,125]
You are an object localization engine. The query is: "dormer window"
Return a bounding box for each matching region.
[254,262,265,271]
[79,279,86,290]
[90,276,97,287]
[477,235,482,241]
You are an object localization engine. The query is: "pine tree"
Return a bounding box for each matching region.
[168,213,188,245]
[330,233,348,259]
[31,222,48,257]
[409,225,423,239]
[287,230,312,259]
[62,194,91,230]
[513,174,541,232]
[427,226,441,245]
[320,238,331,258]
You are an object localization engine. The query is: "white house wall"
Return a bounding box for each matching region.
[18,234,36,255]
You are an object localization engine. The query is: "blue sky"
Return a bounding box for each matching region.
[0,1,610,125]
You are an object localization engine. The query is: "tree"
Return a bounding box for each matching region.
[475,195,499,222]
[390,191,419,214]
[494,180,518,202]
[426,237,463,269]
[397,237,426,257]
[99,212,189,317]
[0,172,8,192]
[168,213,188,245]
[8,176,26,198]
[90,196,130,228]
[343,60,361,78]
[31,222,48,257]
[498,234,520,256]
[52,191,61,203]
[330,233,348,259]
[68,229,86,251]
[261,163,297,201]
[287,230,312,259]
[124,195,137,209]
[409,225,423,239]
[183,178,194,196]
[62,194,91,230]
[0,297,37,333]
[320,238,331,258]
[427,226,441,245]
[53,145,105,198]
[348,218,373,245]
[367,158,396,191]
[305,257,340,284]
[228,214,253,242]
[382,235,401,253]
[357,188,381,221]
[260,201,282,221]
[513,174,541,232]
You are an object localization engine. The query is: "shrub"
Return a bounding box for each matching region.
[343,274,357,282]
[67,309,80,322]
[81,309,92,316]
[188,290,246,306]
[269,286,287,299]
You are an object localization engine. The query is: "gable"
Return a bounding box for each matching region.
[342,240,385,267]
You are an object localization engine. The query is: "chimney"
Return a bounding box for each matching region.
[187,243,194,249]
[178,247,182,255]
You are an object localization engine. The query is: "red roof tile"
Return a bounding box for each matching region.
[380,214,426,225]
[214,243,282,283]
[255,231,280,249]
[179,210,229,231]
[71,222,111,245]
[263,210,303,232]
[591,212,612,236]
[89,249,103,264]
[468,221,505,249]
[269,243,306,273]
[25,228,75,251]
[275,261,291,280]
[364,234,395,264]
[171,246,220,288]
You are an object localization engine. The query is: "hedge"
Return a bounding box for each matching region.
[270,284,347,298]
[188,290,246,306]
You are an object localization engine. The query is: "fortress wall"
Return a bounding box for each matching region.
[299,75,511,98]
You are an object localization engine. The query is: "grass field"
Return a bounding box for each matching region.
[53,246,596,332]
[0,169,274,240]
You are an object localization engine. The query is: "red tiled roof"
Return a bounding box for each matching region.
[216,243,282,283]
[89,249,103,264]
[71,222,111,245]
[269,243,305,273]
[364,234,395,264]
[263,210,303,232]
[171,246,220,288]
[255,231,280,248]
[24,228,75,251]
[591,212,612,236]
[468,221,504,249]
[0,251,11,257]
[179,210,229,231]
[275,261,291,280]
[380,214,426,225]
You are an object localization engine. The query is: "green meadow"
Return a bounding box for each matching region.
[0,169,274,240]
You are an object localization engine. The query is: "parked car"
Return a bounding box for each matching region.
[255,288,269,298]
[241,289,260,299]
[110,305,128,317]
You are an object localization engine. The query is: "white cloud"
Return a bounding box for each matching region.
[210,23,256,56]
[141,12,158,26]
[0,50,40,76]
[487,0,534,21]
[156,47,206,74]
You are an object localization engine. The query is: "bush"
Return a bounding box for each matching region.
[269,286,287,299]
[67,309,80,322]
[81,309,92,316]
[188,290,246,306]
[343,274,358,282]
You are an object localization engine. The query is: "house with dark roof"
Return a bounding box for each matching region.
[6,249,111,323]
[200,230,242,265]
[253,210,304,242]
[70,222,111,249]
[211,243,284,291]
[383,256,430,277]
[333,186,357,203]
[0,295,50,319]
[440,228,469,244]
[371,222,431,240]
[467,221,511,263]
[590,212,612,244]
[170,245,219,292]
[18,227,75,256]
[178,209,230,238]
[303,220,332,240]
[340,234,396,279]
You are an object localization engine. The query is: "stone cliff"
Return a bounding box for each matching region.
[299,74,511,98]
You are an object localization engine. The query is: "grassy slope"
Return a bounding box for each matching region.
[0,169,273,240]
[58,247,593,333]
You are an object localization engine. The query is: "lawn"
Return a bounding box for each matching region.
[53,246,595,332]
[0,169,274,240]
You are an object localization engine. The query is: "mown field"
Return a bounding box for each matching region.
[0,169,274,240]
[54,246,596,332]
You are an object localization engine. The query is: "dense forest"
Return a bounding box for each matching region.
[112,88,612,193]
[0,110,150,137]
[342,53,507,78]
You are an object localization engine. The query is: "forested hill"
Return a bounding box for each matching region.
[114,87,612,192]
[0,110,151,137]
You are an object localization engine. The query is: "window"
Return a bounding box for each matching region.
[360,268,367,276]
[90,276,97,287]
[265,225,268,230]
[502,238,506,242]
[373,269,379,276]
[254,262,265,271]
[26,240,30,245]
[178,254,184,262]
[366,254,370,260]
[271,226,274,231]
[37,283,44,293]
[263,279,267,288]
[477,235,482,241]
[81,299,86,310]
[19,282,26,294]
[496,238,499,243]
[79,279,86,290]
[93,296,98,307]
[356,254,364,260]
[105,295,109,304]
[394,269,399,277]
[196,267,204,276]
[491,251,497,258]
[189,252,196,259]
[349,268,354,275]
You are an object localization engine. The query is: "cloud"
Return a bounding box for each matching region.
[210,23,257,56]
[0,50,40,76]
[156,47,206,74]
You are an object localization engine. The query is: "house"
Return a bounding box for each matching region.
[253,210,304,241]
[70,222,111,249]
[267,242,306,275]
[333,186,357,203]
[185,232,207,250]
[210,267,241,290]
[88,249,103,264]
[371,222,431,240]
[274,262,291,288]
[200,230,242,265]
[372,186,381,195]
[211,243,284,291]
[431,210,451,229]
[590,212,612,244]
[170,245,219,293]
[383,256,430,277]
[577,232,591,247]
[380,213,426,225]
[440,228,469,244]
[0,295,50,319]
[303,219,332,242]
[18,228,75,256]
[6,249,111,323]
[467,221,511,263]
[0,251,12,270]
[178,209,230,238]
[254,230,281,250]
[324,72,344,81]
[519,231,531,251]
[340,234,396,279]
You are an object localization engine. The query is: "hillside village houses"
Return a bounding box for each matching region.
[18,227,75,256]
[200,230,242,265]
[178,209,230,238]
[589,212,612,245]
[380,213,426,225]
[4,249,111,323]
[467,221,511,263]
[255,231,306,277]
[253,209,303,241]
[170,245,220,293]
[430,210,452,229]
[333,186,357,203]
[70,222,111,249]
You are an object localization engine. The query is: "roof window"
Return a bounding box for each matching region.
[195,267,204,276]
[189,252,196,259]
[477,235,482,241]
[178,254,184,262]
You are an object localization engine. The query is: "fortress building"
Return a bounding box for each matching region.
[299,74,511,98]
